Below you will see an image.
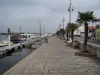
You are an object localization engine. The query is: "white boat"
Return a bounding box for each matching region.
[21,33,37,40]
[0,40,14,47]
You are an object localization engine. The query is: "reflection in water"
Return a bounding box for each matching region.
[0,48,34,74]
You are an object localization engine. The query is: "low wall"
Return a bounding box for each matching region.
[79,41,100,59]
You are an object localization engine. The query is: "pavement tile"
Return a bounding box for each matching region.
[42,73,53,75]
[63,73,74,75]
[48,70,59,73]
[52,73,63,75]
[58,70,68,73]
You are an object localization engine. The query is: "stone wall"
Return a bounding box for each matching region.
[79,41,100,59]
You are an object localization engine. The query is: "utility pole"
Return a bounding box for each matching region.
[68,0,73,23]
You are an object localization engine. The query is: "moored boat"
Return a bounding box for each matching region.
[0,40,14,47]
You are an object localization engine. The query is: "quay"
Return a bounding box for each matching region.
[4,37,100,75]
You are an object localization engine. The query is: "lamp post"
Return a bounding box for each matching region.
[40,21,41,36]
[68,0,74,23]
[8,28,10,50]
[60,22,62,30]
[19,27,22,48]
[19,27,21,34]
[38,20,42,44]
[99,18,100,25]
[66,0,73,42]
[62,15,65,29]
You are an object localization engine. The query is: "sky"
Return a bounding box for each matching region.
[0,0,100,33]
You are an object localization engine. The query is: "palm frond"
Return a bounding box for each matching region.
[77,11,96,23]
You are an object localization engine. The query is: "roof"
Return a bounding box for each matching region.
[88,26,96,29]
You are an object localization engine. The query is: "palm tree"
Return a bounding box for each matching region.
[56,29,65,39]
[60,29,65,39]
[77,11,96,52]
[67,23,78,44]
[56,30,60,37]
[76,19,83,26]
[66,27,69,41]
[96,25,100,29]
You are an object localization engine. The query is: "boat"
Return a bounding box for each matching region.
[0,40,14,47]
[21,33,37,40]
[11,33,21,43]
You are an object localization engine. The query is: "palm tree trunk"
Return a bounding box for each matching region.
[67,31,68,41]
[71,29,74,44]
[63,33,64,39]
[83,22,88,52]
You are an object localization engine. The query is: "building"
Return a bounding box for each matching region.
[74,25,96,38]
[74,24,84,36]
[88,26,96,32]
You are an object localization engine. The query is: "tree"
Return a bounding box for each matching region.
[56,30,60,37]
[60,29,65,39]
[56,29,65,39]
[67,23,78,44]
[66,27,69,41]
[96,25,100,29]
[76,19,83,26]
[77,11,96,52]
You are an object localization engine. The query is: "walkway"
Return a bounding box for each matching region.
[4,37,100,75]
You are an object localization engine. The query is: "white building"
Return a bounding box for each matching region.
[74,25,93,38]
[74,24,85,36]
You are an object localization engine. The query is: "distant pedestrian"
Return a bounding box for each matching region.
[20,40,22,48]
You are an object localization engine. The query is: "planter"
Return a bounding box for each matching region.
[80,43,84,51]
[87,46,91,52]
[96,50,100,59]
[90,47,97,56]
[87,45,91,53]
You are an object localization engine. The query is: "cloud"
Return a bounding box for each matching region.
[0,0,100,33]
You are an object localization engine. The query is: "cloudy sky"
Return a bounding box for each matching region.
[0,0,100,33]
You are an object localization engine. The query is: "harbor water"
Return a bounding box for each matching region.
[0,48,35,74]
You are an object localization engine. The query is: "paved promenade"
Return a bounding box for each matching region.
[4,37,100,75]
